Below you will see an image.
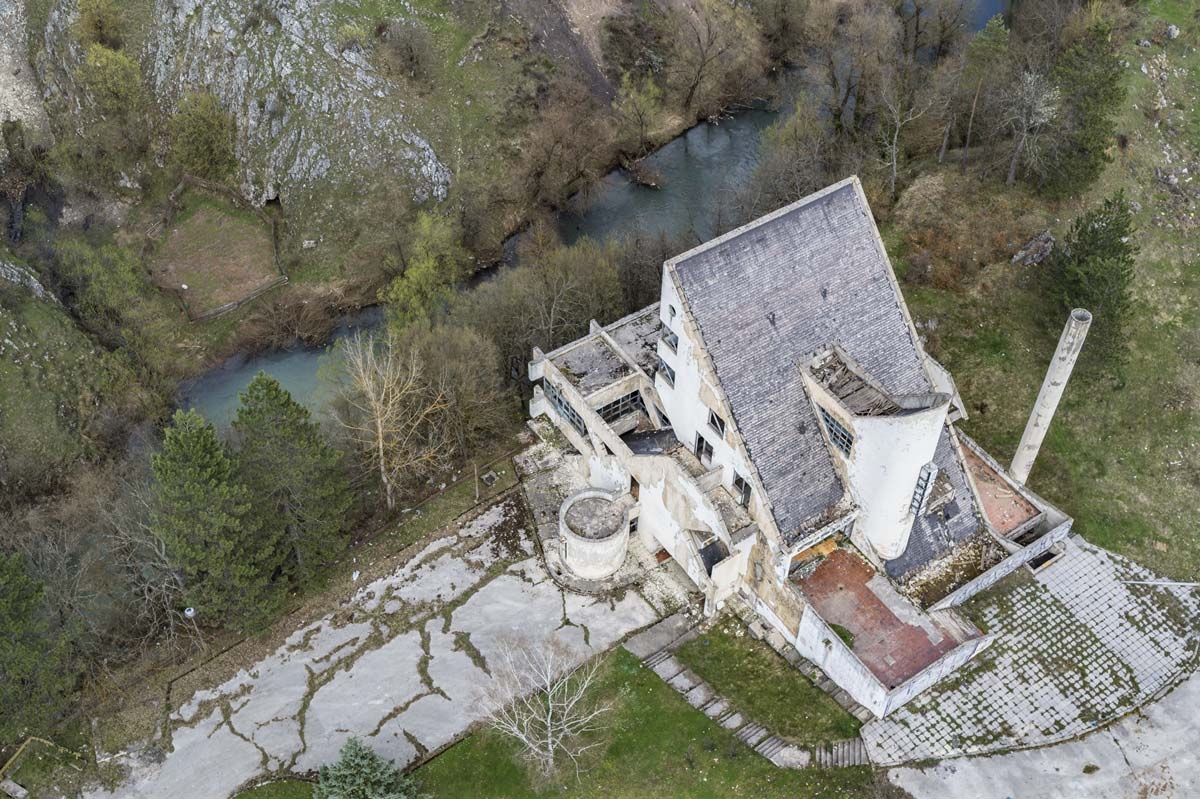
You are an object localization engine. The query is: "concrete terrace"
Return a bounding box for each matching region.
[84,445,691,799]
[863,537,1200,765]
[797,548,969,687]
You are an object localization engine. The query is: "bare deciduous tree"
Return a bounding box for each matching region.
[482,637,611,779]
[103,476,205,659]
[335,332,450,510]
[1003,70,1059,185]
[805,0,899,136]
[878,65,936,198]
[669,0,765,114]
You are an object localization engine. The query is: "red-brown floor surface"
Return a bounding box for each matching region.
[963,447,1040,536]
[799,548,959,688]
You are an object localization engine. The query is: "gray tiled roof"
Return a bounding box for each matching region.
[669,178,931,536]
[884,426,982,580]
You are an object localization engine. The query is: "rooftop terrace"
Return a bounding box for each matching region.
[962,446,1041,536]
[798,548,968,688]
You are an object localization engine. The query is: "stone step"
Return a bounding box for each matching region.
[736,722,768,747]
[754,735,786,759]
[813,738,869,768]
[650,655,684,681]
[643,649,672,668]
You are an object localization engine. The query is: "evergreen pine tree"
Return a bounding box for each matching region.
[233,373,353,587]
[0,553,75,741]
[1042,22,1124,197]
[315,737,423,799]
[1049,192,1137,373]
[152,409,282,628]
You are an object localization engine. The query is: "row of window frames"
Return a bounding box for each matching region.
[655,354,726,438]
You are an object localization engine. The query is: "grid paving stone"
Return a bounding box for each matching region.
[863,538,1199,765]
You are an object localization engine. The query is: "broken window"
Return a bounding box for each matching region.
[694,433,714,466]
[818,406,854,456]
[708,409,726,437]
[543,381,587,437]
[733,474,752,507]
[596,390,646,424]
[657,356,676,387]
[662,330,679,352]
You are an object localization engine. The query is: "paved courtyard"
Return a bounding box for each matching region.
[890,667,1200,798]
[863,537,1199,764]
[85,480,681,799]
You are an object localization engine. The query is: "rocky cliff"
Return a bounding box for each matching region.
[31,0,452,208]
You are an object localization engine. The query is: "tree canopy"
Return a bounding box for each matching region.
[152,409,282,628]
[0,552,75,741]
[234,373,353,587]
[1049,192,1137,373]
[315,737,424,799]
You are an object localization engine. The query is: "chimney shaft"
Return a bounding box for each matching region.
[1010,309,1092,484]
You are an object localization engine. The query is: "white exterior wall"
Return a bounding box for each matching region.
[842,402,949,560]
[656,274,771,534]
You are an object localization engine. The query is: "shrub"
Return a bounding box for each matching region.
[378,19,436,82]
[169,92,237,181]
[77,43,146,118]
[894,172,1044,288]
[315,738,423,799]
[74,0,124,49]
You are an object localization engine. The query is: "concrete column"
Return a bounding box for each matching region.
[1010,308,1092,484]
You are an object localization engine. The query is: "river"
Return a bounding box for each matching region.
[179,0,1008,426]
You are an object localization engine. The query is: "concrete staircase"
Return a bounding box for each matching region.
[625,613,870,770]
[813,738,870,767]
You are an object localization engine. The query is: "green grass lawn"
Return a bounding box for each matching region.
[900,0,1200,581]
[675,617,861,745]
[232,780,313,799]
[417,649,877,799]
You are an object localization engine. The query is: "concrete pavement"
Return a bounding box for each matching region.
[890,667,1200,798]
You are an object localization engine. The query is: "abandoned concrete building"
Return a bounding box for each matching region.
[528,177,1084,718]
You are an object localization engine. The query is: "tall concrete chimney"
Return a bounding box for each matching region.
[1010,308,1092,484]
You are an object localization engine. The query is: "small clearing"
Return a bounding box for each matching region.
[150,193,278,318]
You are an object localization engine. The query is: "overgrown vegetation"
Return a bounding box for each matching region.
[418,648,881,798]
[1,0,1192,788]
[675,617,861,745]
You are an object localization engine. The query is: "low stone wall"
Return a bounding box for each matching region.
[881,632,994,716]
[794,605,890,717]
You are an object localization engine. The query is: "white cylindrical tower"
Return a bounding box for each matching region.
[1009,308,1092,485]
[844,397,950,560]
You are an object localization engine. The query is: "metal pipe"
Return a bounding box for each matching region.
[1010,308,1092,484]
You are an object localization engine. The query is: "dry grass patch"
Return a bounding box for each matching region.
[149,191,279,318]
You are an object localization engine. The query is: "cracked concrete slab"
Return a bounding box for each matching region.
[87,489,666,799]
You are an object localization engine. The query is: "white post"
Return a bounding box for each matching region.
[1010,308,1091,484]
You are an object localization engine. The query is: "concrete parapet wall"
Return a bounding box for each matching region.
[930,519,1073,611]
[794,605,891,717]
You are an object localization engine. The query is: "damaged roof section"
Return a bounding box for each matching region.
[885,426,982,581]
[605,304,662,376]
[550,337,631,395]
[668,178,931,539]
[810,348,901,415]
[546,305,662,396]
